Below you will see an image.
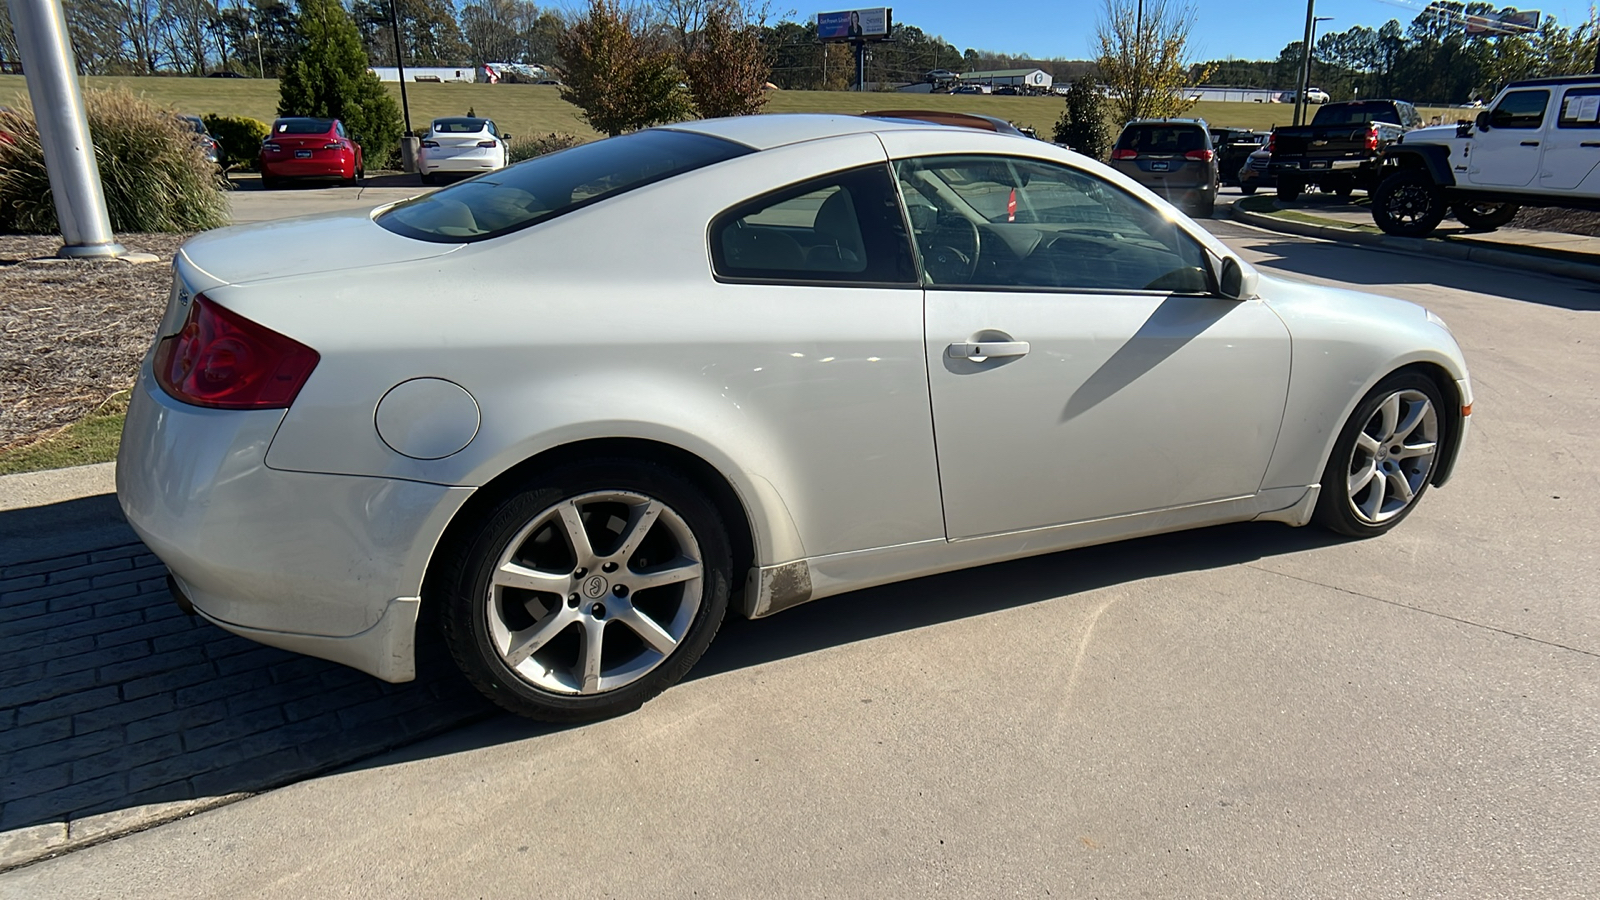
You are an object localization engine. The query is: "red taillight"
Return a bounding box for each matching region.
[1365,123,1381,152]
[1266,133,1275,152]
[153,295,319,409]
[1184,149,1214,161]
[262,141,280,152]
[323,141,343,150]
[1111,148,1137,160]
[421,139,440,148]
[477,140,498,148]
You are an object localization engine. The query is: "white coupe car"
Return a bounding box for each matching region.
[417,116,508,184]
[118,114,1472,722]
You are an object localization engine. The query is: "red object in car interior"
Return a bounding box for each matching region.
[154,295,320,409]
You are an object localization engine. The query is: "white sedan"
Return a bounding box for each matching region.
[417,116,508,184]
[118,114,1472,722]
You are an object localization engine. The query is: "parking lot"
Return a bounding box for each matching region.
[2,182,1598,896]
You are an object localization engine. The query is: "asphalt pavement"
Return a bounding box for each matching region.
[2,191,1597,897]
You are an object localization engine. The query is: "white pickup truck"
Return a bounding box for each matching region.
[1369,74,1600,236]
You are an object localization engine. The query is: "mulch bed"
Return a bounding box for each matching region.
[1512,208,1600,237]
[0,233,187,451]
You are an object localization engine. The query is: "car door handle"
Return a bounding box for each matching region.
[1521,141,1541,146]
[948,341,1030,359]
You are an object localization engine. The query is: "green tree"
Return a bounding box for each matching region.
[1095,0,1209,122]
[684,6,770,118]
[278,0,404,164]
[557,0,690,137]
[1053,75,1110,159]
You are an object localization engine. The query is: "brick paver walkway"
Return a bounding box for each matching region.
[0,539,492,837]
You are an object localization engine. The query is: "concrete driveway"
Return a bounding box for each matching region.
[3,210,1596,898]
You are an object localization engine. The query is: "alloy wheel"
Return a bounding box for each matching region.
[1344,389,1439,524]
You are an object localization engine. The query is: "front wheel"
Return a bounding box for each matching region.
[1371,169,1446,237]
[1239,182,1258,196]
[438,460,732,722]
[1453,200,1519,231]
[1314,373,1446,538]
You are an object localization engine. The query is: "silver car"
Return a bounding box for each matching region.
[118,115,1472,722]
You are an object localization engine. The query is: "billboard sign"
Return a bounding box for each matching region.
[818,8,892,42]
[1464,7,1540,35]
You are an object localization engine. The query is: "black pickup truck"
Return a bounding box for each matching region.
[1267,100,1424,200]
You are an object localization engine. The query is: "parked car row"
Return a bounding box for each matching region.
[255,115,511,189]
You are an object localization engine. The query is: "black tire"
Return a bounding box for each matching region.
[438,459,732,722]
[1277,178,1303,202]
[1239,183,1258,196]
[420,172,437,186]
[1371,169,1447,237]
[1192,194,1216,218]
[259,175,280,191]
[1452,200,1519,231]
[1333,179,1355,198]
[1313,372,1447,538]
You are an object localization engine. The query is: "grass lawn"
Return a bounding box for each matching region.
[0,393,128,476]
[0,75,1470,148]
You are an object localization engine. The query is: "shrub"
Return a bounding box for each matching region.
[0,89,230,234]
[278,0,403,168]
[507,133,585,164]
[558,0,691,137]
[1053,75,1111,160]
[202,114,270,168]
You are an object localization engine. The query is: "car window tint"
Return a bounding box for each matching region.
[378,129,751,243]
[1491,90,1551,129]
[275,118,334,134]
[434,117,488,133]
[711,164,917,285]
[1557,87,1600,129]
[1116,126,1206,153]
[894,155,1212,293]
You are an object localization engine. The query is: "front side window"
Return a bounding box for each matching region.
[894,155,1212,293]
[378,129,751,243]
[1558,87,1600,129]
[710,165,917,285]
[1491,90,1551,129]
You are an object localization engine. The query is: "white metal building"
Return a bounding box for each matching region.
[368,66,478,84]
[959,68,1053,90]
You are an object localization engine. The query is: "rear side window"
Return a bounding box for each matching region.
[433,118,488,133]
[1491,90,1551,129]
[378,129,751,243]
[1558,88,1600,129]
[710,164,917,285]
[1116,126,1207,153]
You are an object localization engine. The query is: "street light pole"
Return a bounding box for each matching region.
[1295,0,1315,127]
[1135,0,1143,119]
[388,0,412,135]
[7,0,125,259]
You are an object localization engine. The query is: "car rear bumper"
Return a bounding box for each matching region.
[116,362,473,682]
[418,151,503,174]
[262,158,352,179]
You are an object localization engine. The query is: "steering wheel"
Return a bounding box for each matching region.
[922,216,981,283]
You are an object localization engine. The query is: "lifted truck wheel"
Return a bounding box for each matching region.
[1452,201,1519,231]
[1371,169,1446,237]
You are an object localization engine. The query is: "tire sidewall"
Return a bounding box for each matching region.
[1373,170,1445,237]
[443,460,732,721]
[1315,373,1447,538]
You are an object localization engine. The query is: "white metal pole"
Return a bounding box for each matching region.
[7,0,125,258]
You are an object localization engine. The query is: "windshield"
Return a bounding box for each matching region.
[275,118,334,135]
[377,129,752,243]
[432,118,489,134]
[1312,104,1400,126]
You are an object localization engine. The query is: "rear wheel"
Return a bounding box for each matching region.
[1192,193,1216,218]
[420,172,437,186]
[1314,373,1445,538]
[1371,169,1446,237]
[1277,177,1303,202]
[1239,182,1258,196]
[1452,200,1519,231]
[438,459,732,722]
[259,175,280,191]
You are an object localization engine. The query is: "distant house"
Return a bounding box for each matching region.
[367,66,478,84]
[959,69,1053,91]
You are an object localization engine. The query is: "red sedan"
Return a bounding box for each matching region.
[259,117,364,189]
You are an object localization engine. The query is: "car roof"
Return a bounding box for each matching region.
[1506,74,1600,89]
[1123,118,1207,127]
[665,114,954,151]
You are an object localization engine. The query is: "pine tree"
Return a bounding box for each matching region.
[1053,75,1111,160]
[278,0,404,165]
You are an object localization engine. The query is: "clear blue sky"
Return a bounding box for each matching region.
[853,1,1591,61]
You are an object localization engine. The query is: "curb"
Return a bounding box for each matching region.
[1229,202,1600,285]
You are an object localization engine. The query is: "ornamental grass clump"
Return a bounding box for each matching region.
[507,133,585,164]
[0,88,230,234]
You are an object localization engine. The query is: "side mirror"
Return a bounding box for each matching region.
[501,133,512,140]
[1474,110,1492,132]
[1218,256,1258,300]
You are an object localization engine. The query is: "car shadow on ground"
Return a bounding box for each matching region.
[0,496,1340,837]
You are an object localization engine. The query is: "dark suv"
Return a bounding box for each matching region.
[1110,118,1219,217]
